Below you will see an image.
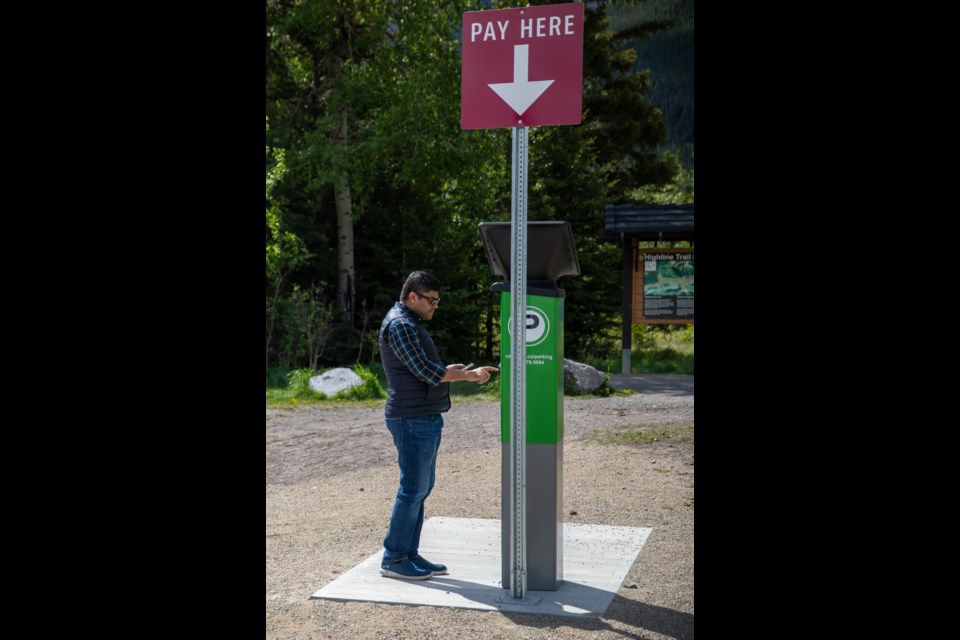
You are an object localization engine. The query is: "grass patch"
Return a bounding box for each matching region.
[266,364,501,406]
[265,365,385,407]
[584,325,694,375]
[632,348,694,374]
[589,422,694,446]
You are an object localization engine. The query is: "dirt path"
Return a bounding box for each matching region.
[266,375,694,639]
[267,374,693,485]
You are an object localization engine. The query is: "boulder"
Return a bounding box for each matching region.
[309,367,363,397]
[563,359,605,395]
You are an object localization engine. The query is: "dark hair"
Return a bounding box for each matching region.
[401,271,440,301]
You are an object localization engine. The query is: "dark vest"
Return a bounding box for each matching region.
[379,303,451,418]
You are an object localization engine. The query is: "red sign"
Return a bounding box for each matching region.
[461,2,584,130]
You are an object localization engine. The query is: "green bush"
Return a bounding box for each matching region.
[338,364,385,401]
[288,368,324,400]
[266,367,290,389]
[632,349,694,374]
[366,361,388,392]
[631,323,656,350]
[592,373,614,397]
[580,322,694,375]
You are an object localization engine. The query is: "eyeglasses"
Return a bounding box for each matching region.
[415,292,440,306]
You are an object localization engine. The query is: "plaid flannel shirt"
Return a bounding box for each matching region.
[387,303,446,386]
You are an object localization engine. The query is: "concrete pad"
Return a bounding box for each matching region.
[311,517,652,618]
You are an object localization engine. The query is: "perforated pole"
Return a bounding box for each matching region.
[508,125,531,601]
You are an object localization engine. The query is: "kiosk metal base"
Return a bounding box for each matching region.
[496,592,542,605]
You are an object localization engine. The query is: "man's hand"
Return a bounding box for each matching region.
[463,365,499,384]
[443,364,499,384]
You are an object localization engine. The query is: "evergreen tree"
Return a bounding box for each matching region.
[524,0,677,358]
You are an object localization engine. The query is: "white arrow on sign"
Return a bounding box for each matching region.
[488,44,554,116]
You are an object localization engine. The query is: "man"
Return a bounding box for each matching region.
[378,271,498,580]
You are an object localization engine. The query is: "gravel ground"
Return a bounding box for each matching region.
[266,375,694,639]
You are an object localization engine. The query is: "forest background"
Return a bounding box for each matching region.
[265,0,694,377]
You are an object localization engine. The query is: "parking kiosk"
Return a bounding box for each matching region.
[478,221,581,591]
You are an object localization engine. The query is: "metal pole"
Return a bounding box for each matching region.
[621,232,632,375]
[508,126,532,602]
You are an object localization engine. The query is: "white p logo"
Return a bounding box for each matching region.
[508,306,550,346]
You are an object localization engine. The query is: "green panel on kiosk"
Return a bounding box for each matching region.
[499,292,564,444]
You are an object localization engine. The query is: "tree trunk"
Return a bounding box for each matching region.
[265,273,285,371]
[321,13,356,324]
[331,58,355,323]
[334,129,355,322]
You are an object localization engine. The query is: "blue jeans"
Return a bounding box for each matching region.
[382,414,444,564]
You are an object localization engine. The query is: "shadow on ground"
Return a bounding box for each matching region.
[503,595,693,639]
[607,374,693,397]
